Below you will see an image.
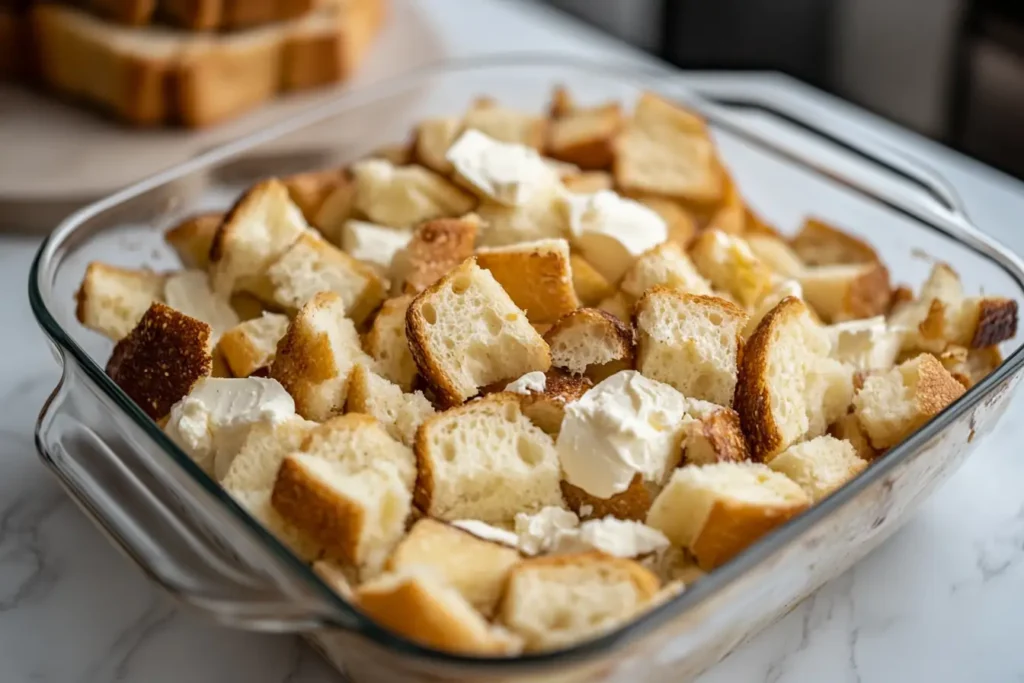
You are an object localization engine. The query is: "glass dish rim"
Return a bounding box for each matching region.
[27,53,1024,668]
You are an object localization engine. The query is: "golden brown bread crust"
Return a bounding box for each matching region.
[844,263,892,321]
[397,217,478,295]
[971,297,1018,348]
[105,302,213,420]
[888,284,915,315]
[476,242,580,325]
[909,353,967,420]
[515,368,591,435]
[690,494,809,571]
[790,217,880,265]
[268,293,343,419]
[683,407,750,466]
[545,103,624,170]
[561,474,652,522]
[733,296,805,462]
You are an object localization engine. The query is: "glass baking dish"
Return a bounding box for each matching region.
[29,56,1024,682]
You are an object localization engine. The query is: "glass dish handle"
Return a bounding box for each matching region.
[34,363,358,633]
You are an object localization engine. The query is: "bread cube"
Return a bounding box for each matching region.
[544,307,634,381]
[414,394,563,523]
[364,295,418,391]
[351,159,476,229]
[597,291,634,323]
[345,364,435,446]
[414,116,461,175]
[746,234,806,278]
[634,195,699,246]
[299,412,417,489]
[106,303,213,420]
[688,229,774,309]
[356,568,523,655]
[75,262,167,341]
[392,216,479,295]
[679,399,750,466]
[162,269,240,339]
[217,313,290,377]
[938,345,1002,389]
[799,262,891,323]
[387,518,520,616]
[828,412,879,461]
[853,353,966,449]
[646,462,810,570]
[561,473,653,522]
[790,217,880,266]
[164,212,223,269]
[462,101,547,150]
[634,288,748,406]
[767,435,868,501]
[505,368,592,436]
[498,552,660,652]
[735,297,854,461]
[569,254,615,306]
[311,174,357,244]
[406,258,551,406]
[270,292,372,421]
[281,167,347,225]
[475,185,570,248]
[546,102,623,170]
[476,239,580,324]
[621,241,711,300]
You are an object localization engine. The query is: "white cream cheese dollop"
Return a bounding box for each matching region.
[504,371,547,395]
[450,520,520,547]
[514,507,580,556]
[561,518,670,558]
[165,377,296,480]
[446,129,559,207]
[562,191,668,282]
[556,370,688,499]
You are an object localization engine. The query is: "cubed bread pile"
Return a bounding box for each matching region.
[75,88,1019,655]
[1,0,385,126]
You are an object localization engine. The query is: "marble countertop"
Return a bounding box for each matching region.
[4,1,1024,681]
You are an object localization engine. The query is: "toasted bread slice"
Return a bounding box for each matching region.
[646,462,810,570]
[364,295,418,391]
[391,216,479,296]
[634,289,748,406]
[546,102,623,170]
[265,232,387,324]
[569,254,615,306]
[799,262,891,323]
[462,101,547,150]
[406,258,551,406]
[345,364,435,446]
[767,435,868,502]
[498,552,660,652]
[620,240,712,300]
[272,451,411,573]
[504,368,592,436]
[688,229,774,309]
[745,234,805,279]
[164,213,224,269]
[828,412,879,461]
[75,262,167,341]
[938,345,1002,389]
[544,308,634,381]
[853,353,966,449]
[614,92,723,205]
[351,159,476,229]
[414,116,462,175]
[208,179,308,298]
[562,171,614,195]
[679,399,750,466]
[216,313,290,378]
[387,518,520,616]
[790,218,880,265]
[476,239,580,324]
[162,269,241,340]
[735,297,854,461]
[269,291,372,421]
[106,303,213,420]
[414,393,563,523]
[356,567,523,655]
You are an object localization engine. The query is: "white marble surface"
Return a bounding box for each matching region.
[4,0,1024,681]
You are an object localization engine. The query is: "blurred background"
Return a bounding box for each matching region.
[542,0,1024,179]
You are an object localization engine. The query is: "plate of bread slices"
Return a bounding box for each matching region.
[70,86,1019,657]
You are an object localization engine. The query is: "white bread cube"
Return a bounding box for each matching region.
[265,232,386,324]
[543,308,634,381]
[462,101,547,150]
[767,435,868,501]
[162,269,240,340]
[270,292,372,421]
[799,262,891,323]
[498,552,660,652]
[828,412,879,461]
[208,179,308,297]
[76,262,167,341]
[105,303,213,421]
[620,241,712,300]
[298,413,417,490]
[938,345,1002,389]
[311,175,357,245]
[351,159,476,229]
[216,313,290,378]
[356,567,523,656]
[634,288,748,406]
[646,462,810,570]
[406,258,552,406]
[345,364,436,446]
[364,295,418,391]
[272,452,411,574]
[853,353,966,449]
[614,92,724,205]
[387,518,520,616]
[281,168,347,227]
[414,116,462,175]
[735,297,855,462]
[546,102,623,170]
[790,217,881,266]
[570,254,615,306]
[746,234,806,278]
[474,185,570,248]
[688,229,775,309]
[597,291,634,323]
[679,399,750,466]
[164,212,223,269]
[391,216,479,295]
[476,239,580,324]
[414,393,563,523]
[505,368,592,436]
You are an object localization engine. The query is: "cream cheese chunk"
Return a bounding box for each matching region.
[446,129,560,206]
[562,191,668,282]
[514,507,580,556]
[450,520,520,547]
[556,370,688,499]
[556,518,670,558]
[165,377,296,480]
[504,371,547,395]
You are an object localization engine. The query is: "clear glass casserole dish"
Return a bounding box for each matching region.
[29,56,1024,682]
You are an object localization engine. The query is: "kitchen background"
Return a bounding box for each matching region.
[541,0,1024,179]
